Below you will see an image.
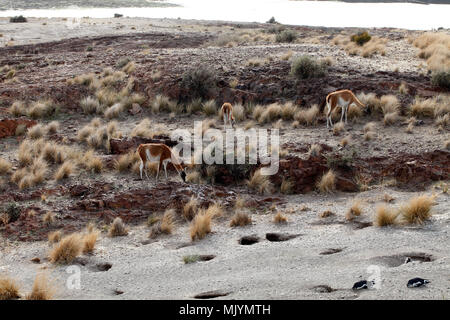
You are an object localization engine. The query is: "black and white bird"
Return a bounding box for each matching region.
[407,278,430,288]
[352,280,375,290]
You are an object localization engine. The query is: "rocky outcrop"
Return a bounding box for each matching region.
[0,118,36,139]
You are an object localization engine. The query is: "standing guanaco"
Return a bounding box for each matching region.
[325,89,365,128]
[221,102,235,128]
[137,143,186,182]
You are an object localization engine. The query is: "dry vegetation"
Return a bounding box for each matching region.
[230,212,252,227]
[317,170,336,193]
[332,33,387,57]
[26,273,55,300]
[190,209,212,241]
[0,275,21,300]
[49,233,83,264]
[108,217,129,237]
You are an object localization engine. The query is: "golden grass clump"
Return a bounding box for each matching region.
[160,209,175,234]
[54,161,74,181]
[332,121,345,135]
[48,230,62,244]
[383,112,401,126]
[399,194,435,225]
[114,152,139,173]
[28,100,57,119]
[333,35,386,57]
[80,96,100,114]
[345,199,363,221]
[294,104,319,126]
[42,211,55,226]
[319,210,334,218]
[82,228,100,254]
[357,92,382,114]
[49,233,83,264]
[412,32,450,71]
[317,169,336,193]
[340,135,351,147]
[0,275,21,300]
[0,158,12,175]
[273,211,288,224]
[190,209,212,241]
[83,150,103,173]
[26,273,55,300]
[27,124,46,139]
[46,121,60,134]
[108,217,129,237]
[363,122,376,133]
[374,204,398,227]
[364,131,376,141]
[151,94,177,113]
[183,196,198,221]
[202,99,217,116]
[257,103,282,123]
[308,144,322,157]
[280,178,294,194]
[9,100,27,116]
[186,170,202,184]
[247,168,273,194]
[230,211,252,227]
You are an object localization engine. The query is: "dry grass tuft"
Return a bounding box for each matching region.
[27,124,46,139]
[280,178,294,194]
[48,230,62,244]
[247,168,273,194]
[108,217,129,237]
[332,122,345,135]
[340,135,351,147]
[0,158,12,175]
[190,209,212,241]
[383,112,401,126]
[364,131,376,141]
[160,209,175,234]
[294,104,319,126]
[273,211,288,224]
[399,194,435,225]
[46,121,60,134]
[374,204,398,227]
[308,144,322,157]
[412,32,450,71]
[319,210,334,218]
[26,273,55,300]
[230,211,252,227]
[183,196,199,221]
[0,275,21,300]
[345,199,363,221]
[49,233,83,264]
[317,169,336,193]
[82,228,100,254]
[54,161,74,181]
[42,211,55,226]
[186,170,202,184]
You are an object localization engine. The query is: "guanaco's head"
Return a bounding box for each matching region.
[179,167,187,182]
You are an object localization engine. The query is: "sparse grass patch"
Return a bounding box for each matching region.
[273,211,288,224]
[54,161,74,181]
[190,209,212,241]
[183,196,198,221]
[333,122,345,135]
[82,228,99,254]
[0,158,12,175]
[26,273,54,300]
[276,29,297,43]
[230,212,252,227]
[108,217,129,237]
[280,178,294,194]
[346,199,363,221]
[399,194,435,225]
[48,230,62,244]
[290,56,327,79]
[0,275,21,300]
[247,168,273,194]
[49,233,83,264]
[374,204,398,227]
[317,169,336,193]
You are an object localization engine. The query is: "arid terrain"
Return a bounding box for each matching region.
[0,16,449,300]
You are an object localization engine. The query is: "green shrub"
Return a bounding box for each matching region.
[290,56,327,79]
[276,30,297,43]
[5,202,21,222]
[10,16,27,23]
[116,57,131,69]
[181,66,217,99]
[266,17,277,24]
[351,31,371,46]
[431,70,450,89]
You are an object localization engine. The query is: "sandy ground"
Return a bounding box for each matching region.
[1,187,449,300]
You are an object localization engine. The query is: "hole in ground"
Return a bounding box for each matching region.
[320,248,344,255]
[266,233,299,242]
[371,252,435,268]
[311,285,337,293]
[239,235,260,245]
[193,290,231,299]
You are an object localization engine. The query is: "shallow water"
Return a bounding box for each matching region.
[0,0,449,30]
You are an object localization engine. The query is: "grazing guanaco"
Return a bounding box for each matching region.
[137,143,186,182]
[221,102,235,128]
[325,89,365,128]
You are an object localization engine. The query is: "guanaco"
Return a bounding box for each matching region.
[137,143,186,182]
[325,89,365,128]
[221,102,235,128]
